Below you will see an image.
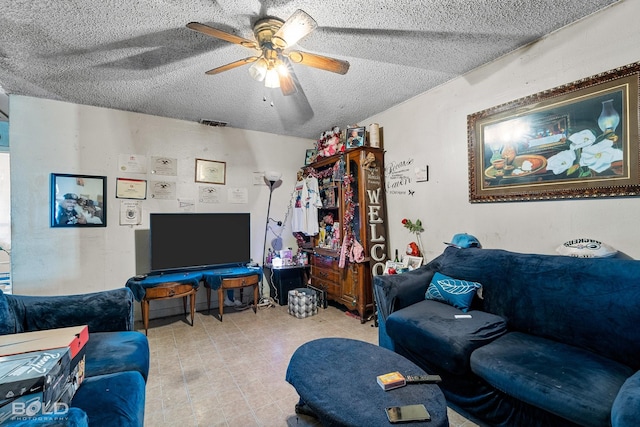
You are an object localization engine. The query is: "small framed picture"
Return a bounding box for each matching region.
[346,126,365,149]
[51,173,106,227]
[304,149,318,165]
[383,261,406,275]
[195,158,226,184]
[404,256,424,270]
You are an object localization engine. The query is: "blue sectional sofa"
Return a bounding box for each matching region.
[373,247,640,427]
[0,288,149,426]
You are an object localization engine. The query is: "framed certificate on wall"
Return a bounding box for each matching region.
[195,158,226,185]
[116,178,147,200]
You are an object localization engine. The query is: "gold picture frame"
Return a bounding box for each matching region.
[468,61,640,202]
[195,158,226,185]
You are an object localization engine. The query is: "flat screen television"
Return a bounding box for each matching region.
[149,213,251,273]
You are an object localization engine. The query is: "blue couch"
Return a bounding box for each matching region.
[0,288,149,426]
[373,247,640,427]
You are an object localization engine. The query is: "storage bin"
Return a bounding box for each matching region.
[288,288,318,318]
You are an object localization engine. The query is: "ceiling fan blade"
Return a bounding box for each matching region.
[205,56,259,75]
[186,22,258,50]
[272,9,317,49]
[287,51,350,75]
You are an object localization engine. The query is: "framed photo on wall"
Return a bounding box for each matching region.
[346,126,365,149]
[51,173,107,227]
[195,158,226,184]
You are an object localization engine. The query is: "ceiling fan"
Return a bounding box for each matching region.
[186,9,350,96]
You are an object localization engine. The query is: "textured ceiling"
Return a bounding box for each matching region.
[0,0,619,139]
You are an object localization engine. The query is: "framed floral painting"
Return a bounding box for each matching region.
[468,62,640,202]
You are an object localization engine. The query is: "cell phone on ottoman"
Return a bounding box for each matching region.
[385,404,431,423]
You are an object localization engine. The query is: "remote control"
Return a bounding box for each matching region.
[405,374,442,384]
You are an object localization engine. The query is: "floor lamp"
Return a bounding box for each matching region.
[261,171,282,304]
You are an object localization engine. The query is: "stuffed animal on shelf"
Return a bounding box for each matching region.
[322,134,339,157]
[317,126,344,158]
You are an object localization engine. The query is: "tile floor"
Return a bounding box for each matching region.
[141,301,482,427]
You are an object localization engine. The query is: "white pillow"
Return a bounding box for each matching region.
[556,238,617,258]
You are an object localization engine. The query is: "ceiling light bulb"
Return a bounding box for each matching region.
[248,58,268,82]
[276,61,289,77]
[264,69,280,89]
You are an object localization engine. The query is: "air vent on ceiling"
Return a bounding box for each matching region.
[199,119,228,127]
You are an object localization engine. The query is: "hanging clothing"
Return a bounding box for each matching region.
[305,176,322,236]
[290,175,322,236]
[291,178,308,233]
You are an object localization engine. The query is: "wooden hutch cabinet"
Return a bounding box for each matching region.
[305,146,389,322]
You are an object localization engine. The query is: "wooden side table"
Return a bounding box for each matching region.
[207,274,259,321]
[141,281,197,335]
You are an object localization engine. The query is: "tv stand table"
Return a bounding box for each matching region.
[127,271,204,335]
[126,266,262,332]
[201,266,263,315]
[142,281,196,335]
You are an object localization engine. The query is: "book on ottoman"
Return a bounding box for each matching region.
[376,371,406,391]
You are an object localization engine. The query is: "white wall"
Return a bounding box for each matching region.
[9,96,311,319]
[371,0,640,261]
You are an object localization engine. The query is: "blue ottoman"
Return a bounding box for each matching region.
[286,338,448,427]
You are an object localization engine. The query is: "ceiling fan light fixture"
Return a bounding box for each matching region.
[275,60,289,77]
[264,68,280,89]
[271,9,317,49]
[287,51,303,63]
[188,9,346,96]
[249,58,268,82]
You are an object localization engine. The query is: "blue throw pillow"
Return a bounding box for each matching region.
[425,272,482,312]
